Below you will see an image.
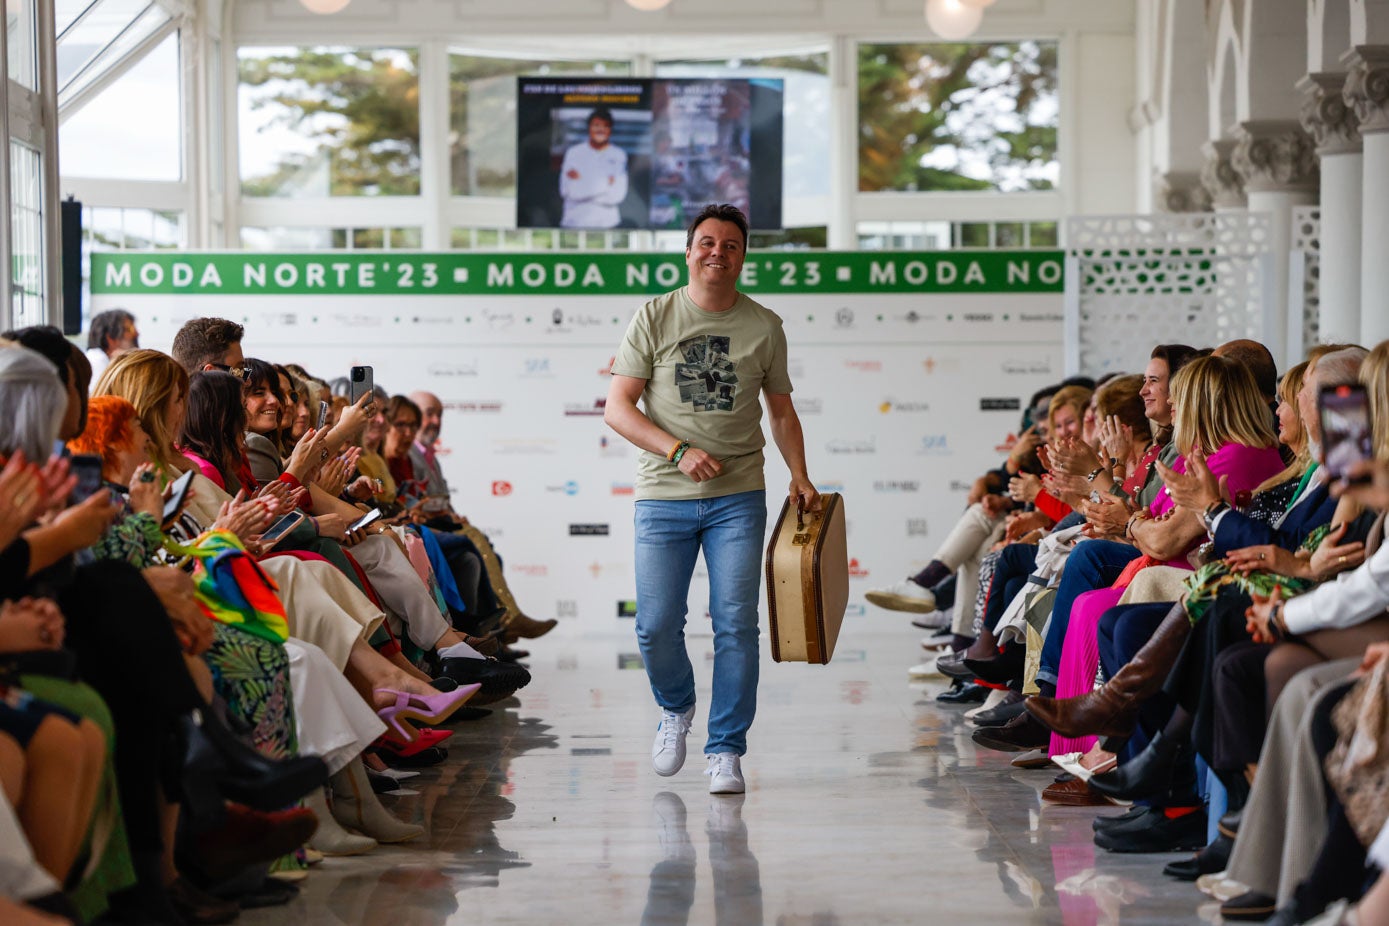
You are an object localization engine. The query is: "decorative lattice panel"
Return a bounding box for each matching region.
[1066,213,1272,377]
[1291,205,1321,352]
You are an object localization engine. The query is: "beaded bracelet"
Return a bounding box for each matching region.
[666,438,688,462]
[672,443,691,465]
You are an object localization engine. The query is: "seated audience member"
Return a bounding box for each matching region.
[84,309,139,384]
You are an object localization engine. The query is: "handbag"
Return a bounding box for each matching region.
[1325,659,1389,846]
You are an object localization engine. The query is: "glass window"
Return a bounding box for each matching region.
[61,33,182,181]
[239,47,421,197]
[448,53,631,197]
[57,0,173,106]
[10,143,46,328]
[240,226,421,250]
[8,0,39,90]
[858,41,1059,193]
[749,227,827,250]
[449,227,630,251]
[655,51,830,208]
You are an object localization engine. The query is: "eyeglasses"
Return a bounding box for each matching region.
[211,363,250,382]
[390,420,419,431]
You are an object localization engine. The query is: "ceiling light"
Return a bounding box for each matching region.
[299,0,352,13]
[925,0,984,40]
[625,0,673,10]
[959,0,997,7]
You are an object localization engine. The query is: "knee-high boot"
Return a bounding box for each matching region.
[1024,602,1191,738]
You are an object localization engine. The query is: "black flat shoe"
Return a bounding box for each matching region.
[1094,807,1206,853]
[1220,890,1278,921]
[971,711,1050,752]
[936,681,988,704]
[1162,833,1233,880]
[1093,805,1153,833]
[963,648,1025,686]
[1219,807,1243,839]
[936,651,977,682]
[971,694,1027,728]
[440,656,531,705]
[180,708,329,823]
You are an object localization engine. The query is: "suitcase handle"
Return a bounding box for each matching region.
[796,496,805,532]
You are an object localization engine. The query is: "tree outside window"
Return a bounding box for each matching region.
[858,41,1058,193]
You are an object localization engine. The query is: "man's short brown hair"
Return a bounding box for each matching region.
[171,318,244,373]
[685,204,749,250]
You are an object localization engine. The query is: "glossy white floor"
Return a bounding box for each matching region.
[243,626,1218,925]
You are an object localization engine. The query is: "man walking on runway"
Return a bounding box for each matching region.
[604,203,817,794]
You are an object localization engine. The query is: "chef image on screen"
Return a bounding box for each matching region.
[559,107,629,229]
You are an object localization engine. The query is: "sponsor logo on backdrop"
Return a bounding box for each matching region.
[491,437,558,456]
[902,310,923,323]
[962,312,994,322]
[408,312,454,326]
[557,599,578,618]
[611,483,634,496]
[490,481,513,496]
[917,434,951,455]
[815,481,845,494]
[949,480,972,493]
[513,565,548,577]
[549,310,606,334]
[845,603,867,617]
[873,480,920,493]
[826,437,876,455]
[921,356,961,375]
[878,399,930,414]
[564,399,607,417]
[588,561,626,578]
[980,397,1022,411]
[1019,312,1065,323]
[1001,358,1053,375]
[569,524,610,536]
[834,307,855,329]
[844,360,882,373]
[520,358,554,377]
[848,558,869,578]
[599,435,628,458]
[483,310,515,329]
[330,313,383,328]
[995,433,1020,453]
[795,398,823,415]
[260,312,300,327]
[617,600,638,618]
[449,400,503,413]
[907,518,929,536]
[545,481,580,496]
[428,360,479,378]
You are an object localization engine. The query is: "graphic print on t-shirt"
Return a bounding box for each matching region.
[675,334,737,412]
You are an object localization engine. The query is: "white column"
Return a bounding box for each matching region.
[1298,72,1363,344]
[827,35,856,250]
[1232,120,1321,361]
[1199,138,1247,212]
[1345,47,1389,346]
[417,41,450,251]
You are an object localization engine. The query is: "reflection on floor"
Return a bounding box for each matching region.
[242,629,1217,925]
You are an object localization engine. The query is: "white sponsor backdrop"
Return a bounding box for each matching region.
[94,257,1063,637]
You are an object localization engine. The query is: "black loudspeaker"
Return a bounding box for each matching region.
[60,197,82,335]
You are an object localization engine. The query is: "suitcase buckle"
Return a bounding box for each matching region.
[792,532,811,545]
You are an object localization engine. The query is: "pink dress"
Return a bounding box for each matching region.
[1048,441,1286,757]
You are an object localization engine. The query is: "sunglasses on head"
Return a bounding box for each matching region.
[210,363,250,382]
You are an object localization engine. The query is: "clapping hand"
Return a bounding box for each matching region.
[1156,446,1226,513]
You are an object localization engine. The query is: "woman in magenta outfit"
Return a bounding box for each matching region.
[1048,356,1284,761]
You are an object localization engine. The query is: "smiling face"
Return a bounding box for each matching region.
[243,379,282,435]
[587,115,613,149]
[685,218,746,292]
[1140,357,1173,426]
[1051,403,1082,441]
[1276,394,1303,449]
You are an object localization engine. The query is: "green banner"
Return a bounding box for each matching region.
[91,250,1064,297]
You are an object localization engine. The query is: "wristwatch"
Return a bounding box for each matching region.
[1201,500,1228,535]
[1085,466,1106,483]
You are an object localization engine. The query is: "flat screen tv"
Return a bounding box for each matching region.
[516,76,783,232]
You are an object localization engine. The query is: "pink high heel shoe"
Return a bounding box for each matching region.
[374,684,482,739]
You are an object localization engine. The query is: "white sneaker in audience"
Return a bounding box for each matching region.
[652,706,694,777]
[964,688,1009,721]
[912,611,951,630]
[865,579,936,613]
[705,753,745,794]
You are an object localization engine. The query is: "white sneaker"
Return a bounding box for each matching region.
[651,707,694,777]
[705,753,745,794]
[908,656,944,678]
[864,579,937,614]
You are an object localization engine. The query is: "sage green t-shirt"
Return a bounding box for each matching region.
[610,286,793,500]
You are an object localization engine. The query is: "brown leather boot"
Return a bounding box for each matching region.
[504,612,558,640]
[1024,602,1191,738]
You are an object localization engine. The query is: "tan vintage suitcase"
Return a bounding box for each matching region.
[765,493,848,664]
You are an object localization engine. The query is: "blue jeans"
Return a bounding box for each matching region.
[1036,539,1142,687]
[634,490,767,757]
